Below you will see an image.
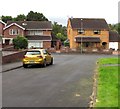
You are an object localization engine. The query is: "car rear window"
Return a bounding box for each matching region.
[26,51,41,55]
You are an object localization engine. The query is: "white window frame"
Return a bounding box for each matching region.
[94,30,101,35]
[35,31,43,35]
[78,29,85,34]
[9,29,20,35]
[28,30,43,35]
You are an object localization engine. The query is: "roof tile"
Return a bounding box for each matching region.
[7,21,52,30]
[109,31,120,42]
[69,18,109,30]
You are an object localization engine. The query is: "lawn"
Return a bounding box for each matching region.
[98,57,120,65]
[95,57,119,108]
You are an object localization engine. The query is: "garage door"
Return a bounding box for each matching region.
[28,41,43,48]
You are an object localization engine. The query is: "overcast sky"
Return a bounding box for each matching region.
[0,0,119,26]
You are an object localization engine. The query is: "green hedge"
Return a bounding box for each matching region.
[13,36,28,49]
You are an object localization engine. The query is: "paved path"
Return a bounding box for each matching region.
[2,61,23,72]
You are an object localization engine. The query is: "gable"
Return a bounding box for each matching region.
[3,23,25,30]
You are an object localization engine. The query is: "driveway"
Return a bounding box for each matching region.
[2,54,113,107]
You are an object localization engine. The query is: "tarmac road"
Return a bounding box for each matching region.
[2,54,114,107]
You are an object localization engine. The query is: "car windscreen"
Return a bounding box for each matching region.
[26,51,41,55]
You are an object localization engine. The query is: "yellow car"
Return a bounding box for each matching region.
[22,49,53,68]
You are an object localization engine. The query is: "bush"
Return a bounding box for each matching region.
[64,42,70,47]
[64,39,70,47]
[13,36,28,49]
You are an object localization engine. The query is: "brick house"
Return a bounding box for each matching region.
[109,31,120,50]
[3,21,52,49]
[67,18,110,50]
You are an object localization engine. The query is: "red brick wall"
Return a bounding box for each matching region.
[3,25,25,38]
[43,30,51,36]
[0,23,5,35]
[2,51,26,64]
[43,41,51,49]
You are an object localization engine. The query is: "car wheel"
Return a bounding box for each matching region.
[42,60,46,67]
[23,64,28,68]
[50,58,53,65]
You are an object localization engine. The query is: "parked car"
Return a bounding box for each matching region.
[22,49,53,68]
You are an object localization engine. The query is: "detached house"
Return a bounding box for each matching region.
[67,18,110,50]
[3,21,52,49]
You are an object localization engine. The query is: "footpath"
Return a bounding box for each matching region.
[2,50,25,72]
[2,61,23,72]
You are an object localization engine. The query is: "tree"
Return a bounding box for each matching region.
[109,23,120,34]
[117,23,120,34]
[13,36,28,49]
[26,11,48,21]
[52,22,67,42]
[56,33,67,41]
[1,11,49,22]
[14,14,26,21]
[1,16,13,23]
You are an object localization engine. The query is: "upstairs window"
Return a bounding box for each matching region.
[78,29,85,34]
[35,31,43,35]
[94,30,101,35]
[28,30,43,35]
[9,29,19,35]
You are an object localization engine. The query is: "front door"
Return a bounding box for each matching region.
[5,39,10,45]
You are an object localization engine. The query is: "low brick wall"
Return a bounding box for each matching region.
[2,50,26,64]
[58,47,113,54]
[112,51,120,55]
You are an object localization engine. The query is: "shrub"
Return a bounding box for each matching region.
[64,39,70,47]
[64,42,70,47]
[13,36,28,49]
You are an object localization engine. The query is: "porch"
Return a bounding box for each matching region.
[75,36,101,49]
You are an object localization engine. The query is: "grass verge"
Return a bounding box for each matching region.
[98,57,120,65]
[95,57,119,108]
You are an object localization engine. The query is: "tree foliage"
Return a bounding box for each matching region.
[56,33,67,41]
[13,36,28,49]
[52,22,67,42]
[1,11,48,22]
[109,23,120,34]
[14,14,26,21]
[26,11,48,21]
[1,16,12,23]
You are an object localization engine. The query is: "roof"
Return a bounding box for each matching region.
[109,31,120,42]
[0,20,6,25]
[75,36,100,43]
[5,21,52,30]
[26,35,52,41]
[69,18,109,30]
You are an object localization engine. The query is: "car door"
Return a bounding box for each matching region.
[43,50,51,63]
[45,50,52,63]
